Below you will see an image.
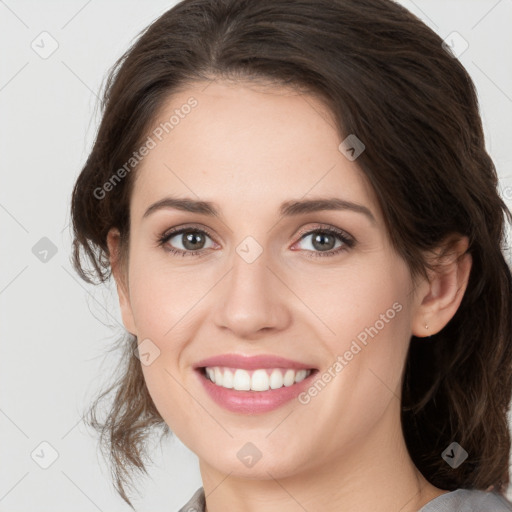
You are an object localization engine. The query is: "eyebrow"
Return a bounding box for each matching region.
[143,196,376,223]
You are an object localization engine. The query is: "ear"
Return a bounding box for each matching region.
[411,235,472,338]
[107,228,138,336]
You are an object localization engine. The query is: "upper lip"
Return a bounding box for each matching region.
[194,354,317,371]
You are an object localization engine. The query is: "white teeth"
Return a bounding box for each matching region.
[251,369,269,391]
[204,367,312,391]
[222,368,234,388]
[214,367,223,385]
[233,369,251,390]
[283,369,295,387]
[295,369,308,383]
[269,369,283,389]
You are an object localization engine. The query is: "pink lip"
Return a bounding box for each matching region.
[195,366,318,414]
[194,353,317,371]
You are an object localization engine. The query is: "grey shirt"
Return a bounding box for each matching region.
[178,487,512,512]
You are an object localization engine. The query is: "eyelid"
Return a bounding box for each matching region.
[157,223,219,255]
[291,223,355,258]
[159,223,217,243]
[294,223,355,243]
[159,222,354,243]
[157,222,356,257]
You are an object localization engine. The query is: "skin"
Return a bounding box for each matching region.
[107,79,472,512]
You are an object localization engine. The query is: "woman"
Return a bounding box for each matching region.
[70,0,512,510]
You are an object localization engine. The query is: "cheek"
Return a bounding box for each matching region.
[316,255,413,391]
[128,258,202,425]
[292,253,411,345]
[298,267,413,445]
[127,249,210,339]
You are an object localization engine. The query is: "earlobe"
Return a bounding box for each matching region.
[411,236,472,338]
[106,228,138,336]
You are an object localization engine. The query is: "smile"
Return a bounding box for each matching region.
[202,366,313,391]
[196,366,319,414]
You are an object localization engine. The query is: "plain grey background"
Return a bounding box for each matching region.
[1,1,511,511]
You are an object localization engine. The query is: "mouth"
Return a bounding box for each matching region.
[193,355,320,414]
[196,366,319,392]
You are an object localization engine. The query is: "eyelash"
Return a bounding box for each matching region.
[156,224,356,259]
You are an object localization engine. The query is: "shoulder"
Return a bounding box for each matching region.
[419,489,512,512]
[177,486,205,512]
[176,487,512,512]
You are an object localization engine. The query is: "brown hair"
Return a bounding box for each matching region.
[70,0,512,508]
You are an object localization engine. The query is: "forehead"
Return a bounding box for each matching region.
[130,80,377,220]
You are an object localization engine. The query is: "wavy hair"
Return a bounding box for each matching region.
[70,0,512,508]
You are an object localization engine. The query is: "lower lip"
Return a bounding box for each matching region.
[195,368,318,414]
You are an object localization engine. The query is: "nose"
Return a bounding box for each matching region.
[213,247,291,339]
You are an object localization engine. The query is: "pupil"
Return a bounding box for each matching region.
[313,232,334,251]
[180,231,335,252]
[184,231,204,250]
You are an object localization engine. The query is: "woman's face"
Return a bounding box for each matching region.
[113,80,425,480]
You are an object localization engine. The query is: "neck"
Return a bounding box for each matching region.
[198,400,448,512]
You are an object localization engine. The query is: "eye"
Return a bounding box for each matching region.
[292,225,355,258]
[157,226,216,257]
[157,224,355,258]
